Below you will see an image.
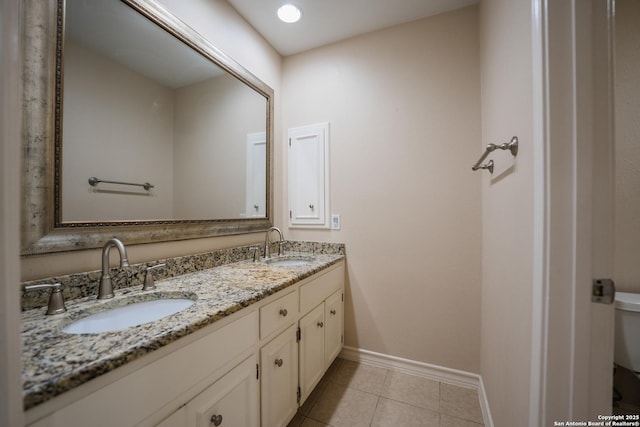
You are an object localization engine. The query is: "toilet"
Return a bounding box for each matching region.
[614,291,640,375]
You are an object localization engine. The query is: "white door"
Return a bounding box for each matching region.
[532,0,615,422]
[586,0,616,416]
[246,132,266,217]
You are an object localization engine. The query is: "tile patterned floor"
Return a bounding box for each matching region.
[287,358,485,427]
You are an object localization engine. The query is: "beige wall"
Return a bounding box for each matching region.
[62,40,175,221]
[479,0,534,423]
[21,0,283,281]
[283,6,482,373]
[173,73,265,218]
[614,0,640,294]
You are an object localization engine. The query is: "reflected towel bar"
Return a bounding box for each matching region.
[88,177,154,191]
[471,136,519,173]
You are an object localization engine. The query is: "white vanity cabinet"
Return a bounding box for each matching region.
[27,311,259,427]
[258,262,345,426]
[297,267,344,405]
[25,261,345,427]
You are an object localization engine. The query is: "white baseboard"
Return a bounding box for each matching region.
[477,374,494,427]
[339,346,494,427]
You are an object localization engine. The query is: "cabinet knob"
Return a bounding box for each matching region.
[309,204,314,209]
[275,358,284,367]
[330,309,336,315]
[279,308,288,317]
[317,321,324,328]
[210,414,223,426]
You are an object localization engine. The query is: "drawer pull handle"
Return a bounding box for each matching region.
[330,309,336,315]
[275,358,284,367]
[279,308,288,317]
[210,414,223,426]
[317,321,324,328]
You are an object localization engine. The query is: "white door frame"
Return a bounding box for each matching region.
[246,132,267,217]
[530,0,615,423]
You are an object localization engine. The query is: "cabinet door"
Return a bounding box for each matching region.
[155,406,187,427]
[288,122,330,228]
[186,355,259,427]
[299,303,326,404]
[260,324,298,427]
[325,290,344,368]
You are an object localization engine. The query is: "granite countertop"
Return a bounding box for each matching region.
[21,252,344,410]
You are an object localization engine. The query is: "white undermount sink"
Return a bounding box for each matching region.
[61,298,195,334]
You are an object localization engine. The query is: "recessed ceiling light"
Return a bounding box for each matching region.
[277,4,302,23]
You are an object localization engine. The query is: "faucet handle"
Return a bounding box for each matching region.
[143,264,166,291]
[23,283,67,315]
[250,246,261,262]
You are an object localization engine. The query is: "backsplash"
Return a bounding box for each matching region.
[21,241,345,311]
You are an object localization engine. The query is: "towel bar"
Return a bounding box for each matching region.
[88,177,154,191]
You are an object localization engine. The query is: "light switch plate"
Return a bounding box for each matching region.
[331,214,341,230]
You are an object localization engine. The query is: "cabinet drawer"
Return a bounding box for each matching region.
[260,290,298,338]
[300,265,344,314]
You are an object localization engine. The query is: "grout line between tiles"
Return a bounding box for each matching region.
[294,358,485,427]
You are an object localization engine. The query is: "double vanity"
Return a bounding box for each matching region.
[21,242,345,427]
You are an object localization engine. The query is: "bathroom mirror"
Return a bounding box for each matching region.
[21,0,274,255]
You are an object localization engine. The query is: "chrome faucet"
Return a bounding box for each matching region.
[98,238,129,299]
[23,283,67,315]
[263,227,284,259]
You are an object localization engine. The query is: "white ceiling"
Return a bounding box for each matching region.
[226,0,479,56]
